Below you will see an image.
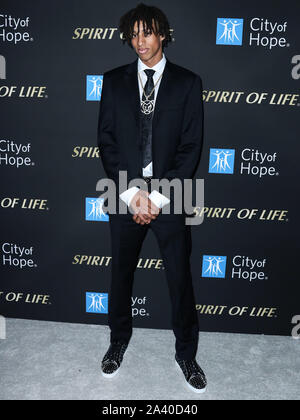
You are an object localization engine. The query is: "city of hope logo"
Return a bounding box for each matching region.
[86,292,108,313]
[85,197,109,221]
[202,255,227,278]
[216,18,244,46]
[86,75,103,101]
[209,148,235,174]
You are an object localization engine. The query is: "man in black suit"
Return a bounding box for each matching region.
[97,3,206,393]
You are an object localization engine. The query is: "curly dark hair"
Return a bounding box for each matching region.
[119,3,172,50]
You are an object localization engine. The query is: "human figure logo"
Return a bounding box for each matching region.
[216,18,244,46]
[86,75,103,101]
[209,148,235,174]
[202,255,227,278]
[86,292,108,314]
[85,197,109,221]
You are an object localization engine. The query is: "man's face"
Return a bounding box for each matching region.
[131,19,165,66]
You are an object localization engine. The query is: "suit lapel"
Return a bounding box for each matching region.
[124,58,140,126]
[152,58,174,129]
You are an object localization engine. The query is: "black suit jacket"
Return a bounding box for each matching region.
[97,56,204,213]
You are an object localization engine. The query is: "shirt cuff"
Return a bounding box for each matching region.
[148,190,171,209]
[119,187,140,207]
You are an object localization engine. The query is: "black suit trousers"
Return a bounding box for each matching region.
[108,207,199,360]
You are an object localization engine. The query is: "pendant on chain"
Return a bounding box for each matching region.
[141,99,154,115]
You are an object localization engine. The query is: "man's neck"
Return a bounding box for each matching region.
[139,51,163,68]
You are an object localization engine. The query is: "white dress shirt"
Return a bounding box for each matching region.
[119,52,171,209]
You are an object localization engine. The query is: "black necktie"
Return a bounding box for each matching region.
[140,69,155,170]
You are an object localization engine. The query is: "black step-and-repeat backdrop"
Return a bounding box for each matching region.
[1,0,299,337]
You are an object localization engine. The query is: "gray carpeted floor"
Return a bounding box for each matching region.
[0,318,299,400]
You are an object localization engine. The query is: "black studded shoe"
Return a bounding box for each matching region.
[175,354,207,393]
[101,342,128,378]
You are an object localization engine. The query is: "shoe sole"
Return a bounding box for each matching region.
[101,365,120,378]
[175,360,206,394]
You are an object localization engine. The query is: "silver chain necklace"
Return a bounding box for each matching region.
[138,71,163,115]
